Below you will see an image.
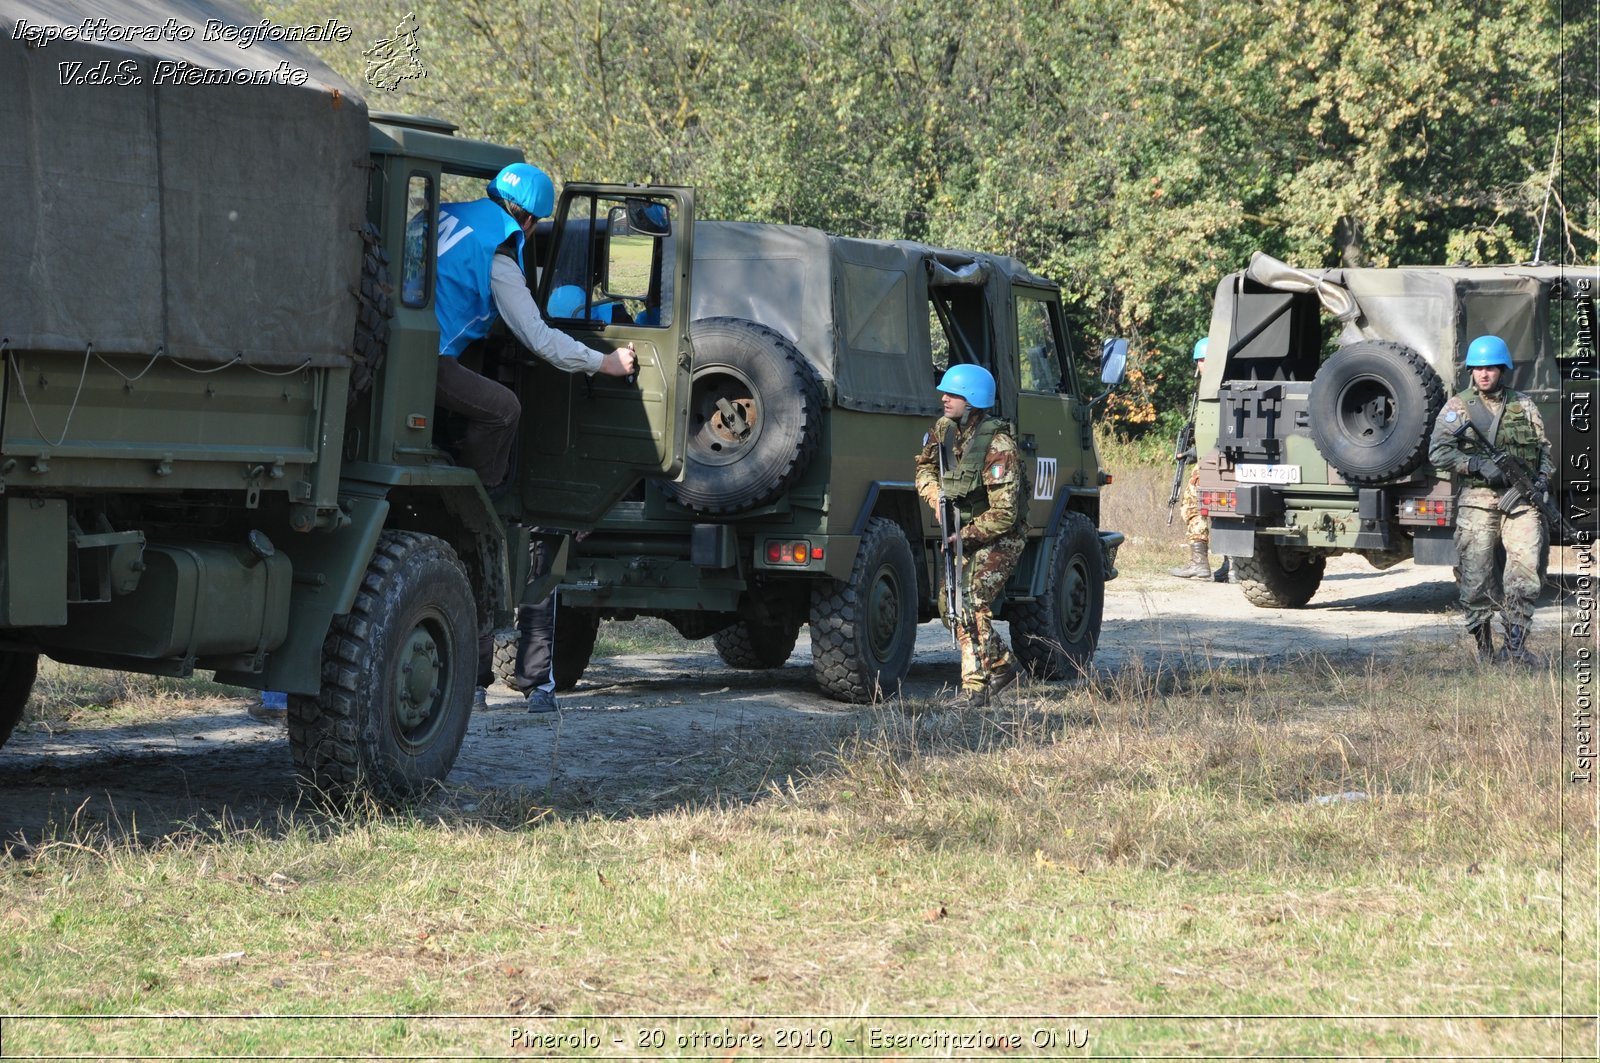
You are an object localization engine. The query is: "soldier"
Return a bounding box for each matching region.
[1427,334,1554,665]
[433,163,637,493]
[1169,337,1230,582]
[914,364,1027,708]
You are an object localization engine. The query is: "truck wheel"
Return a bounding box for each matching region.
[713,619,800,670]
[1234,541,1326,608]
[0,651,40,750]
[1008,512,1105,680]
[1308,341,1443,484]
[348,223,393,407]
[491,608,600,692]
[809,518,917,703]
[662,317,824,514]
[289,531,474,801]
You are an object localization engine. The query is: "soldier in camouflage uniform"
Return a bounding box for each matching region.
[1427,334,1554,666]
[1170,337,1231,582]
[914,364,1026,708]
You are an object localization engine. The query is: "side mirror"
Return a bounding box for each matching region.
[624,197,671,237]
[1090,338,1128,407]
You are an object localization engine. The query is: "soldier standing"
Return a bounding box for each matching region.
[1169,337,1230,582]
[1427,335,1554,665]
[914,364,1027,707]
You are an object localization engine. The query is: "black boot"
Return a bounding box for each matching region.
[1213,555,1231,583]
[1498,624,1543,667]
[1470,624,1495,663]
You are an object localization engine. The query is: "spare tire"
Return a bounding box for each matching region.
[662,317,825,514]
[1308,341,1444,484]
[349,223,393,407]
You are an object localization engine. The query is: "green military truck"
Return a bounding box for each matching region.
[505,224,1129,702]
[1194,252,1596,607]
[0,3,695,797]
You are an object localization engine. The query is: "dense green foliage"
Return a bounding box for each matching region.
[280,0,1596,430]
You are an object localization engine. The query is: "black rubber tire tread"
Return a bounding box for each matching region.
[349,223,393,407]
[662,317,825,514]
[492,608,600,692]
[1008,512,1106,680]
[1234,540,1327,608]
[712,619,801,670]
[1308,340,1444,484]
[0,651,40,750]
[288,530,475,802]
[551,608,600,691]
[808,517,918,703]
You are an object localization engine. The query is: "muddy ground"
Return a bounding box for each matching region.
[1,550,1588,847]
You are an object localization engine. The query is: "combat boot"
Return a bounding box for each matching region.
[1498,625,1544,667]
[1469,624,1495,663]
[1169,542,1210,579]
[950,684,989,711]
[1213,555,1231,583]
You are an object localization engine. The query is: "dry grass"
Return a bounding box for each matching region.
[2,641,1590,1058]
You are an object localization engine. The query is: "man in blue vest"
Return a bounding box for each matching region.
[434,163,637,492]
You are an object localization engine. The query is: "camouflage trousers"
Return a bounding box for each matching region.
[937,531,1025,691]
[1455,501,1546,631]
[1179,469,1207,544]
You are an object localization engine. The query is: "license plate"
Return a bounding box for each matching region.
[1234,463,1301,485]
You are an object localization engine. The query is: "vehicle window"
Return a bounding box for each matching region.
[545,194,673,327]
[928,301,951,377]
[1016,294,1062,392]
[400,172,433,307]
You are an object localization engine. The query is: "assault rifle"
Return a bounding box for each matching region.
[1454,420,1583,544]
[934,425,971,648]
[1166,379,1202,525]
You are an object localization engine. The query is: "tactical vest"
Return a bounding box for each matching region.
[1459,387,1542,488]
[938,416,1025,529]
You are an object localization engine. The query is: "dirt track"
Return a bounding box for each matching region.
[1,551,1584,847]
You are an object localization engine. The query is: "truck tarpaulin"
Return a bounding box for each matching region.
[0,0,368,368]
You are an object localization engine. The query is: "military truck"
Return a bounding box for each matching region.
[1194,252,1597,607]
[0,2,694,797]
[500,225,1129,702]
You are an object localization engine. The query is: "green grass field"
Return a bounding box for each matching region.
[2,458,1594,1059]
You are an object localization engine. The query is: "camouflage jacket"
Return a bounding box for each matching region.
[1428,386,1553,508]
[913,414,1025,544]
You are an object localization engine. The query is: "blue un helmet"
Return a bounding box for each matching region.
[1193,337,1209,361]
[487,163,554,219]
[547,284,588,319]
[1464,335,1513,370]
[936,363,996,410]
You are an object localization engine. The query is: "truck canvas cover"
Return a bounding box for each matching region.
[0,0,368,367]
[691,222,1041,418]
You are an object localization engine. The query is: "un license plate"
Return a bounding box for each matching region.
[1234,463,1301,485]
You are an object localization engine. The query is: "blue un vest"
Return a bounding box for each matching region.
[434,199,524,357]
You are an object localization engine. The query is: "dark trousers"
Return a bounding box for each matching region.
[435,356,520,488]
[476,539,557,692]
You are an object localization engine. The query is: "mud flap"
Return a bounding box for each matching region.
[1412,527,1458,566]
[1210,518,1256,557]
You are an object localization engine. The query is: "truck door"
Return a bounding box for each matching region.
[1013,286,1083,519]
[512,184,694,526]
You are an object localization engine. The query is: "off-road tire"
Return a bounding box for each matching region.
[492,608,600,692]
[662,317,825,514]
[1008,512,1105,679]
[809,518,917,703]
[289,531,475,801]
[712,618,801,670]
[349,223,393,407]
[1308,341,1444,484]
[1234,541,1327,608]
[0,651,40,750]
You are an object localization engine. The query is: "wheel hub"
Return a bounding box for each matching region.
[867,565,902,662]
[396,628,441,730]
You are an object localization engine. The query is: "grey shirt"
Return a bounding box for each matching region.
[490,254,603,375]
